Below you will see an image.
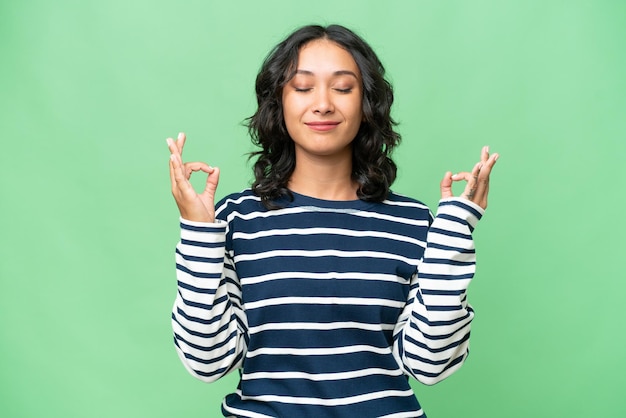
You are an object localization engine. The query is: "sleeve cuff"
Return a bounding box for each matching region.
[180,217,225,228]
[179,217,227,243]
[436,197,484,229]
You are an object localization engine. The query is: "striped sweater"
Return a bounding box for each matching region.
[172,189,483,417]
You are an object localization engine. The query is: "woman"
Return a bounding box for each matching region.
[167,24,498,418]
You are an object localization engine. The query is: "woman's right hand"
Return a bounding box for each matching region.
[167,132,220,223]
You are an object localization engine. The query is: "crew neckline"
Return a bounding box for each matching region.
[285,189,377,210]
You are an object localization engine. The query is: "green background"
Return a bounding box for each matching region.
[1,0,624,417]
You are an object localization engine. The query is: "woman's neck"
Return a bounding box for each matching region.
[288,154,358,201]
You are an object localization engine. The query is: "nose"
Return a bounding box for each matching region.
[313,89,334,114]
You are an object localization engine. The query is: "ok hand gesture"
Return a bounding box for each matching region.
[167,132,220,223]
[440,146,499,210]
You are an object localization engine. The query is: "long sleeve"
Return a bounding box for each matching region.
[393,197,484,385]
[171,218,248,382]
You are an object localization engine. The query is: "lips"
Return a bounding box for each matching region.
[305,121,340,132]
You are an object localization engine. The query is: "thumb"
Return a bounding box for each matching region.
[440,171,453,199]
[203,166,220,196]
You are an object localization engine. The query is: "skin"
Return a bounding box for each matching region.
[166,40,498,222]
[443,145,498,209]
[281,39,363,201]
[167,133,219,223]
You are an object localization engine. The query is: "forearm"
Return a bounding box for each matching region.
[172,218,247,382]
[394,198,483,384]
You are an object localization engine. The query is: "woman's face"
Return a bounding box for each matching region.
[282,39,363,162]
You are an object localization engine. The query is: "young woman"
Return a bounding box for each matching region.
[167,24,498,418]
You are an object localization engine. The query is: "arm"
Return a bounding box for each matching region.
[393,146,498,384]
[393,198,483,384]
[172,218,248,382]
[166,132,247,382]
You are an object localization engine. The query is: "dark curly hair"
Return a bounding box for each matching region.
[247,24,401,209]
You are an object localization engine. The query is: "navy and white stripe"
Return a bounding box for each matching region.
[172,189,483,417]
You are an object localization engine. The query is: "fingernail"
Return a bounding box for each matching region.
[178,132,184,140]
[166,138,173,146]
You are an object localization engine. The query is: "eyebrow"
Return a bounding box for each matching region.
[295,69,359,79]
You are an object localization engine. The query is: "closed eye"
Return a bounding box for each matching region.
[334,88,353,94]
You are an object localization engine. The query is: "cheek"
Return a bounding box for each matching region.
[281,98,300,138]
[281,96,295,122]
[349,98,364,122]
[282,94,304,120]
[355,97,366,123]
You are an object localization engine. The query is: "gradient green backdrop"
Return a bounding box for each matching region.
[2,1,624,417]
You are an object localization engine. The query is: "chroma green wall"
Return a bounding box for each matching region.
[1,1,624,417]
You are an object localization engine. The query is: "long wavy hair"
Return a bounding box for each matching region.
[247,24,401,209]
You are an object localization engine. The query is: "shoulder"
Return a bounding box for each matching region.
[377,191,432,220]
[385,191,429,208]
[214,189,265,221]
[346,191,434,228]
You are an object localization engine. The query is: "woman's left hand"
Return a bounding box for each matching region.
[440,146,499,210]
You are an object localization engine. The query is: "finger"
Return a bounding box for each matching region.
[176,132,186,155]
[477,152,499,179]
[183,162,214,179]
[440,171,454,199]
[166,137,181,159]
[170,154,193,201]
[169,156,177,190]
[472,153,497,198]
[466,162,482,201]
[450,170,474,183]
[481,145,489,164]
[202,166,220,197]
[170,153,189,187]
[453,162,482,201]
